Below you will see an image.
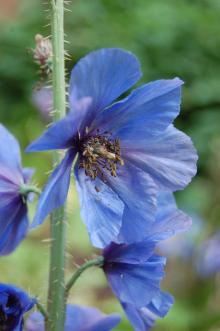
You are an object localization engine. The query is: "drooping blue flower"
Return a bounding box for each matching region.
[0,283,35,331]
[0,124,35,255]
[27,48,197,248]
[25,304,121,331]
[102,192,190,327]
[122,292,173,331]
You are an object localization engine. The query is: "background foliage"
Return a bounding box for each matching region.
[0,0,220,330]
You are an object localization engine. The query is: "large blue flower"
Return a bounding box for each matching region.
[0,283,35,331]
[25,304,121,331]
[27,48,197,248]
[0,124,35,255]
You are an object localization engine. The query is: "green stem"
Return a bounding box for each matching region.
[47,1,66,331]
[65,257,104,297]
[19,184,41,196]
[36,301,48,321]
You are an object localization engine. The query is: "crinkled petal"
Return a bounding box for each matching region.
[0,124,23,179]
[31,149,76,228]
[104,255,166,308]
[26,114,78,152]
[69,48,142,128]
[0,198,28,256]
[103,161,157,244]
[123,125,197,191]
[122,292,173,331]
[74,165,124,248]
[92,78,183,136]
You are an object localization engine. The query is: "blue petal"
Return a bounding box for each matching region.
[103,161,157,244]
[26,113,77,152]
[69,48,142,128]
[92,78,183,136]
[0,199,28,256]
[146,192,192,242]
[74,165,124,248]
[31,149,76,228]
[104,255,165,308]
[66,304,121,331]
[123,125,198,191]
[103,241,155,265]
[122,292,173,331]
[0,124,23,178]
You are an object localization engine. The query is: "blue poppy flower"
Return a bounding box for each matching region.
[25,304,121,331]
[0,283,35,331]
[27,48,197,248]
[0,124,35,255]
[122,292,173,331]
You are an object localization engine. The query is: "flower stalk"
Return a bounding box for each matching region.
[46,0,66,330]
[65,257,104,297]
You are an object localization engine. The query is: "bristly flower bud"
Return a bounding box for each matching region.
[32,34,53,78]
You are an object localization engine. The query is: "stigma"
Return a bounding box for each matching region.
[79,134,124,180]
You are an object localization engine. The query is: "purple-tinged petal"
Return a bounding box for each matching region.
[103,241,155,265]
[104,161,157,244]
[104,255,166,308]
[123,125,198,191]
[22,168,35,184]
[26,114,78,152]
[0,203,28,256]
[31,149,76,228]
[0,124,23,178]
[25,312,44,331]
[74,165,124,248]
[69,48,142,128]
[92,78,183,136]
[122,292,173,331]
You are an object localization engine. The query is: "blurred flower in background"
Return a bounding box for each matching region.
[32,86,52,121]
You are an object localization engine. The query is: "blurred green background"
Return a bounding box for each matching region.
[1,0,220,330]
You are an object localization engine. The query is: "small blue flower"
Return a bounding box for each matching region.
[196,231,220,277]
[122,292,173,331]
[27,48,197,248]
[0,283,35,331]
[25,304,121,331]
[0,124,35,255]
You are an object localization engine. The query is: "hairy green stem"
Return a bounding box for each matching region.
[46,1,66,330]
[36,301,48,321]
[65,257,104,298]
[19,184,41,196]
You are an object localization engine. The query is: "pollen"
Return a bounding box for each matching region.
[79,134,124,180]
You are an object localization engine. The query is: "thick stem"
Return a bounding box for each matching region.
[65,257,104,298]
[46,1,66,330]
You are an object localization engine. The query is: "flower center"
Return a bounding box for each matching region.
[79,134,124,180]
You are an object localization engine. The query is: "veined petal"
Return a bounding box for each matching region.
[104,255,166,308]
[26,113,77,152]
[74,165,124,248]
[124,125,198,191]
[122,292,173,331]
[31,149,76,228]
[104,161,157,244]
[69,48,142,127]
[92,78,183,136]
[0,124,22,177]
